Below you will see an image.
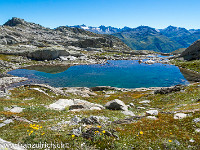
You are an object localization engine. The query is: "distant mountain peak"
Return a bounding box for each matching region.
[70,24,121,34]
[4,17,26,26]
[164,25,188,32]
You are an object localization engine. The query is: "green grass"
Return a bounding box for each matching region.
[0,83,200,149]
[171,59,200,73]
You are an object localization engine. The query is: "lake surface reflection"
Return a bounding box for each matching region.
[8,60,189,88]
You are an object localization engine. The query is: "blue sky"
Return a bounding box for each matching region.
[0,0,200,29]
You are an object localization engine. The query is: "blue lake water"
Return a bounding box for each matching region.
[7,60,189,88]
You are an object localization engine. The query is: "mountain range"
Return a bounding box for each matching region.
[1,18,200,55]
[71,25,200,53]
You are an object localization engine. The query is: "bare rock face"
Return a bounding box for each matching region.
[0,17,131,59]
[180,40,200,60]
[3,17,26,26]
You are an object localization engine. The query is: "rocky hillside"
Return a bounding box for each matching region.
[0,18,131,60]
[159,26,200,48]
[180,40,200,60]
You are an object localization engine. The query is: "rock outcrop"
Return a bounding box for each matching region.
[180,40,200,60]
[0,17,131,60]
[47,99,104,111]
[154,85,185,94]
[26,49,70,60]
[105,99,128,111]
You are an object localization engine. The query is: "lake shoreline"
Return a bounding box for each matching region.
[0,53,199,92]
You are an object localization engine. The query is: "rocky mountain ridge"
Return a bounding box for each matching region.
[0,17,131,60]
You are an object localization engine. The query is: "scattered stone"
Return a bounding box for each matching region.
[70,116,81,125]
[69,105,85,110]
[50,126,61,131]
[0,117,5,121]
[10,107,24,113]
[137,107,146,109]
[139,100,150,104]
[105,99,128,111]
[105,91,116,95]
[3,119,13,124]
[94,116,109,122]
[30,88,50,96]
[0,123,6,128]
[143,59,155,64]
[73,99,104,110]
[104,95,110,98]
[146,116,158,120]
[193,118,200,123]
[174,139,180,145]
[195,128,200,133]
[146,110,158,116]
[71,127,82,136]
[48,99,74,110]
[174,113,187,119]
[129,103,134,107]
[90,107,102,110]
[80,116,100,125]
[180,90,185,93]
[189,139,195,143]
[11,116,31,123]
[23,97,34,101]
[3,107,10,111]
[122,110,135,116]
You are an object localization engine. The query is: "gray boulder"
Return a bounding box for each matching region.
[146,110,158,116]
[70,116,81,125]
[48,99,104,111]
[26,49,70,60]
[146,116,158,120]
[80,116,100,125]
[174,113,187,119]
[193,118,200,123]
[105,99,128,111]
[71,127,82,136]
[10,107,24,113]
[122,110,135,116]
[139,100,150,104]
[48,99,74,111]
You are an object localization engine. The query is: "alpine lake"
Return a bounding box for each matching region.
[7,59,189,89]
